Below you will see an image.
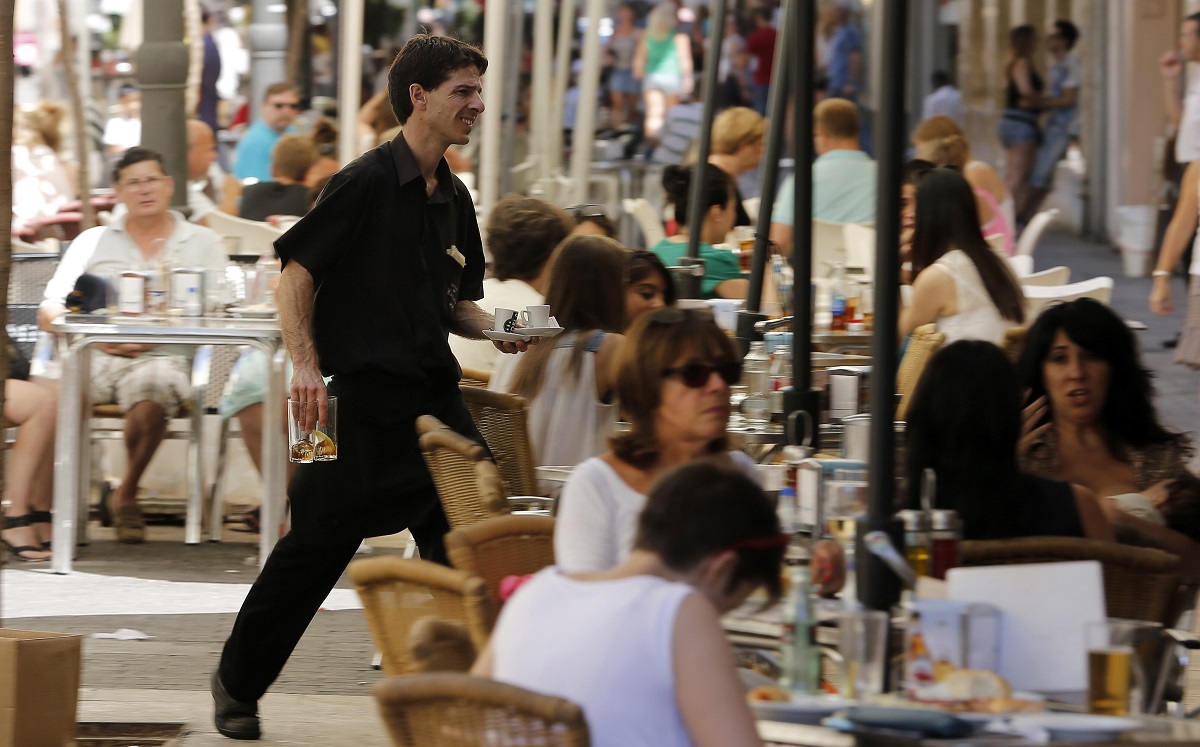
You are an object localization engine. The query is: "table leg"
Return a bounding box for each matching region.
[52,341,88,573]
[258,344,287,569]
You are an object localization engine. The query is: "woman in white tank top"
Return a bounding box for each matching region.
[472,461,785,747]
[491,236,627,470]
[900,167,1026,345]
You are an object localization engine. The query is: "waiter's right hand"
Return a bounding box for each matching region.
[291,365,327,433]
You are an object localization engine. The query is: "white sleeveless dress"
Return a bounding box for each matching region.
[927,249,1018,345]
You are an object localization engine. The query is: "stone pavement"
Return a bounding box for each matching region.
[3,227,1199,746]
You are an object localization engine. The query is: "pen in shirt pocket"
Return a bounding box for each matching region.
[447,245,466,267]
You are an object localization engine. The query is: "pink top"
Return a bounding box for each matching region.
[975,187,1015,256]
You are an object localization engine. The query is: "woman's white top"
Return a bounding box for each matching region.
[490,331,617,470]
[491,568,695,747]
[556,451,759,573]
[927,249,1018,345]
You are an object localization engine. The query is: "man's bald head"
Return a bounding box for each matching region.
[186,119,217,180]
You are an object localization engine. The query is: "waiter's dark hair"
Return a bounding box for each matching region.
[113,147,167,184]
[388,34,488,125]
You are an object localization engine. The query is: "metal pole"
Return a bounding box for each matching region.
[479,0,507,214]
[530,0,554,181]
[138,0,189,212]
[248,0,288,125]
[861,0,908,613]
[569,0,606,205]
[337,0,364,168]
[787,0,818,432]
[549,3,576,181]
[681,0,728,298]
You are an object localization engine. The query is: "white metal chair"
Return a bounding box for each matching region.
[1023,276,1114,321]
[206,210,284,258]
[1019,266,1071,286]
[812,219,849,276]
[842,222,876,279]
[1016,208,1060,258]
[742,196,760,224]
[1004,253,1034,277]
[622,197,666,248]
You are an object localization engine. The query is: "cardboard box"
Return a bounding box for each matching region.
[0,629,82,747]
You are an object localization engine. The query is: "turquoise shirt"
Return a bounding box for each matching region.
[651,237,742,299]
[233,119,297,182]
[771,150,877,225]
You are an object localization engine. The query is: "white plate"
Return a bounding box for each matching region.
[749,695,855,725]
[1011,713,1141,743]
[522,325,564,338]
[483,329,531,342]
[229,306,278,319]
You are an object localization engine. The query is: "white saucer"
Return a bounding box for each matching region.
[522,325,564,338]
[229,306,278,319]
[484,329,531,342]
[749,695,855,725]
[1010,713,1141,743]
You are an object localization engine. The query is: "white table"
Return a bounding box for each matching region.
[51,314,287,574]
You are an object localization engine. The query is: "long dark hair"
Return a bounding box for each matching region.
[1017,298,1184,452]
[905,341,1029,539]
[911,168,1025,323]
[510,235,627,399]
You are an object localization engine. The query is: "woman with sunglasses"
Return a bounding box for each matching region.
[554,307,753,573]
[901,167,1025,345]
[474,461,783,747]
[653,163,748,300]
[490,235,627,470]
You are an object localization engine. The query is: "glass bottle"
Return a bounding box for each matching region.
[741,340,771,422]
[829,263,848,332]
[779,566,820,693]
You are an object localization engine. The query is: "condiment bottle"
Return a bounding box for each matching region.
[896,509,931,578]
[929,509,962,580]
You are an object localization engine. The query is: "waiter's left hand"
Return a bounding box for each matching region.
[493,335,540,354]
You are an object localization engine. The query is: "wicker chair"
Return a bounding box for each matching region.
[349,556,493,676]
[895,324,945,421]
[1000,327,1027,364]
[407,616,479,673]
[459,387,539,498]
[417,415,509,529]
[375,673,590,747]
[446,514,557,623]
[960,536,1183,625]
[460,367,491,389]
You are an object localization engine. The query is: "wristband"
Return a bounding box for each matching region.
[1153,269,1172,278]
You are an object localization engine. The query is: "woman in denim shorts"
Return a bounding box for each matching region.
[998,24,1043,214]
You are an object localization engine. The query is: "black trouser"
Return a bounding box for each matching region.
[216,378,480,703]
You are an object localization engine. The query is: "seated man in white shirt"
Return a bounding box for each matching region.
[103,85,142,156]
[448,195,575,371]
[37,147,227,544]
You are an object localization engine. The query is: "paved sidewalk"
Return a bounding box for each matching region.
[3,227,1198,746]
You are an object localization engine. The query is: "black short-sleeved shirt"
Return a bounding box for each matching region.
[274,133,484,396]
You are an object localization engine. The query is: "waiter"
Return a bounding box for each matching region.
[211,35,530,740]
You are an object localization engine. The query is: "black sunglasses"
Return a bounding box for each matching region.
[567,203,607,220]
[661,360,742,388]
[272,102,301,110]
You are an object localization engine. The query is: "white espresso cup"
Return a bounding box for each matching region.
[494,307,522,334]
[522,305,551,328]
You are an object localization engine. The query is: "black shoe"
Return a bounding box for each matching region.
[212,670,261,740]
[1165,333,1181,350]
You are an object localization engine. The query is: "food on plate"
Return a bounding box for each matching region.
[909,670,1043,714]
[747,685,791,703]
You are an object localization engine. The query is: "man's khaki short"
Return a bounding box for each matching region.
[89,353,191,417]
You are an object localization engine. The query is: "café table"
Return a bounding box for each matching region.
[51,313,287,574]
[813,330,874,355]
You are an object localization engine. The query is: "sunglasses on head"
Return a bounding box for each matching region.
[567,203,607,220]
[661,360,742,388]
